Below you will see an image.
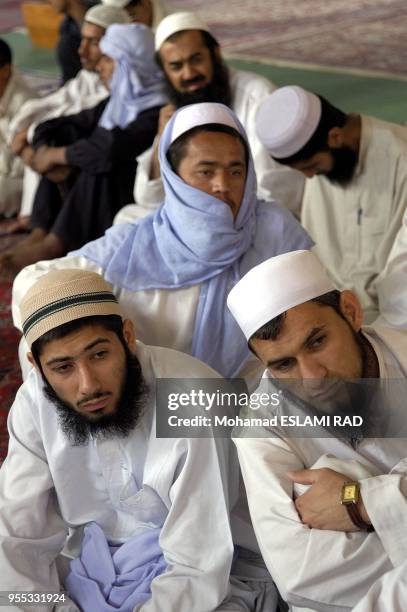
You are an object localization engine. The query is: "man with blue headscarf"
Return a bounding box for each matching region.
[13,101,313,383]
[0,23,167,278]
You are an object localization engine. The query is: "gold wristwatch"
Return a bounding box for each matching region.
[341,482,374,531]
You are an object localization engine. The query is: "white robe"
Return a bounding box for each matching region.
[0,343,236,612]
[115,68,305,224]
[0,70,36,216]
[352,560,407,611]
[301,116,407,326]
[234,325,407,611]
[8,70,108,218]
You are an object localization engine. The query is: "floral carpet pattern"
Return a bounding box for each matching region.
[0,223,25,460]
[171,0,407,76]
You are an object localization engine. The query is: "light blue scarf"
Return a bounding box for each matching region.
[74,104,313,376]
[66,523,166,612]
[98,23,167,130]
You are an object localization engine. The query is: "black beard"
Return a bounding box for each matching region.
[165,55,232,109]
[43,349,149,445]
[325,145,358,186]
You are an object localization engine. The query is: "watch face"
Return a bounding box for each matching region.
[342,483,359,503]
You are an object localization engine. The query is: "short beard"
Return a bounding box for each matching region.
[43,349,149,445]
[165,54,232,109]
[325,145,358,186]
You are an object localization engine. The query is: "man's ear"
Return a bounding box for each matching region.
[327,126,345,149]
[214,45,222,62]
[27,352,39,371]
[123,319,136,352]
[339,290,363,332]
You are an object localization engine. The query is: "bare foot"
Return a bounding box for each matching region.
[0,232,65,280]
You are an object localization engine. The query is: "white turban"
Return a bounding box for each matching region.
[155,11,210,51]
[255,86,322,159]
[170,102,239,144]
[101,0,129,7]
[227,250,336,340]
[85,4,130,29]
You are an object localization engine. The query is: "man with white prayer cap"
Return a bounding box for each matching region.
[9,2,130,232]
[13,101,312,381]
[115,10,305,225]
[0,268,244,611]
[255,85,407,328]
[227,249,407,611]
[102,0,168,29]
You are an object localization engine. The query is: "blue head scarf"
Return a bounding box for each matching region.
[98,23,167,130]
[75,103,313,376]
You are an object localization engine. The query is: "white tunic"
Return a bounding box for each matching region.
[234,325,407,612]
[352,560,407,611]
[116,68,304,224]
[301,116,407,325]
[0,343,234,612]
[8,70,108,218]
[0,70,36,216]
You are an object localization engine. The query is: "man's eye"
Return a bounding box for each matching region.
[274,359,295,372]
[93,350,108,359]
[198,170,212,177]
[231,169,244,177]
[53,364,72,374]
[169,63,182,72]
[309,335,325,349]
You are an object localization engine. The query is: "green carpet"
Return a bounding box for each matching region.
[3,30,407,123]
[228,58,407,124]
[2,31,59,75]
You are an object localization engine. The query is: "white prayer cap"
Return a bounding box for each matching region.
[227,250,336,341]
[102,0,130,8]
[256,86,322,159]
[170,102,239,145]
[155,11,210,51]
[85,4,130,29]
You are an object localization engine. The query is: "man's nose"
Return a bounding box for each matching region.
[299,357,327,381]
[77,363,101,396]
[182,62,198,81]
[78,40,88,58]
[212,171,230,195]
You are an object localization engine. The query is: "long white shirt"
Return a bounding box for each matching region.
[8,70,108,218]
[0,70,36,216]
[0,343,235,612]
[301,116,407,326]
[116,68,304,224]
[352,560,407,611]
[234,325,407,611]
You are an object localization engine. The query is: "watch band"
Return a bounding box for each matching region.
[345,502,375,532]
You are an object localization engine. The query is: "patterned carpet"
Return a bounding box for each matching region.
[0,0,23,33]
[170,0,407,77]
[0,225,25,461]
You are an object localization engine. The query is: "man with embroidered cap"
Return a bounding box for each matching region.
[227,249,407,611]
[102,0,168,28]
[13,101,312,382]
[9,2,130,232]
[0,268,248,611]
[115,10,304,224]
[255,85,407,328]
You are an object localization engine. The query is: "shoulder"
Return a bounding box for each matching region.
[230,68,275,104]
[364,115,407,155]
[137,342,221,380]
